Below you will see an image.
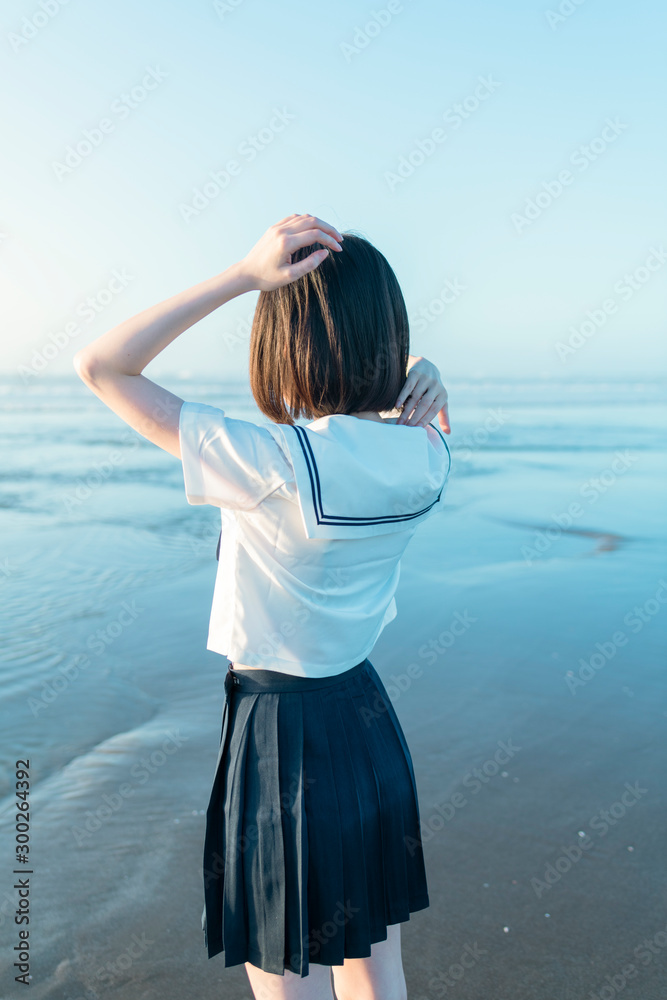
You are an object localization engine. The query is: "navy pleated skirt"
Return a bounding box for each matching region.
[201,657,429,977]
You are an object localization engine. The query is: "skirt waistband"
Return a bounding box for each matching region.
[225,658,369,694]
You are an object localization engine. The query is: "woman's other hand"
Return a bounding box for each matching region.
[395,357,451,434]
[237,213,344,292]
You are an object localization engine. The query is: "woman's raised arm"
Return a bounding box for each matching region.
[73,214,343,458]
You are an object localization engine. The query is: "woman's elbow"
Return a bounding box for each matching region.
[73,349,99,385]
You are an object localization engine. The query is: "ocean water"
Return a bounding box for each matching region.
[0,375,665,797]
[0,374,666,997]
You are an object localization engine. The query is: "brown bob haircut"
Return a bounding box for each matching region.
[249,232,409,425]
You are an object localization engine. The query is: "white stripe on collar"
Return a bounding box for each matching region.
[265,414,451,539]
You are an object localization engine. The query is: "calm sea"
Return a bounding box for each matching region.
[0,374,665,801]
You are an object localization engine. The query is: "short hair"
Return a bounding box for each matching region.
[248,231,409,424]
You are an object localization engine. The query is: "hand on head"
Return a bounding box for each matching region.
[238,214,344,292]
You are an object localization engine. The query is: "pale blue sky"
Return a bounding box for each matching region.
[1,0,665,383]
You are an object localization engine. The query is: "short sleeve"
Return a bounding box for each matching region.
[178,400,293,510]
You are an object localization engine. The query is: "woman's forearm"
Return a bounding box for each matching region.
[75,261,253,378]
[74,253,424,381]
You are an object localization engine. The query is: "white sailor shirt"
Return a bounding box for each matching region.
[178,400,451,678]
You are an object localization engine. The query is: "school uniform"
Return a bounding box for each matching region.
[179,400,452,977]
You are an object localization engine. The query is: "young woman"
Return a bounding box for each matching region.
[74,213,452,1000]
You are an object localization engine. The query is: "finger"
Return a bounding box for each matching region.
[416,391,449,429]
[397,389,429,425]
[283,214,344,242]
[286,227,342,253]
[439,399,451,434]
[396,395,419,424]
[284,248,329,282]
[396,378,434,423]
[415,404,439,428]
[287,214,342,239]
[395,372,418,412]
[403,395,435,426]
[415,393,449,431]
[404,385,447,426]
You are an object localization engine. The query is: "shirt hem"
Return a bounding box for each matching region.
[205,634,386,678]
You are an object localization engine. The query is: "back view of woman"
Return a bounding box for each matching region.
[74,213,452,1000]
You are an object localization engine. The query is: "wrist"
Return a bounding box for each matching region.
[221,259,258,296]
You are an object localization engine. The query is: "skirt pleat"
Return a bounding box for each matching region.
[243,693,286,972]
[201,658,429,977]
[334,678,390,945]
[301,685,347,968]
[357,680,414,924]
[278,693,309,976]
[325,691,373,951]
[221,692,258,967]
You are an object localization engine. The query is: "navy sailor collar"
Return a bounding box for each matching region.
[262,413,452,540]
